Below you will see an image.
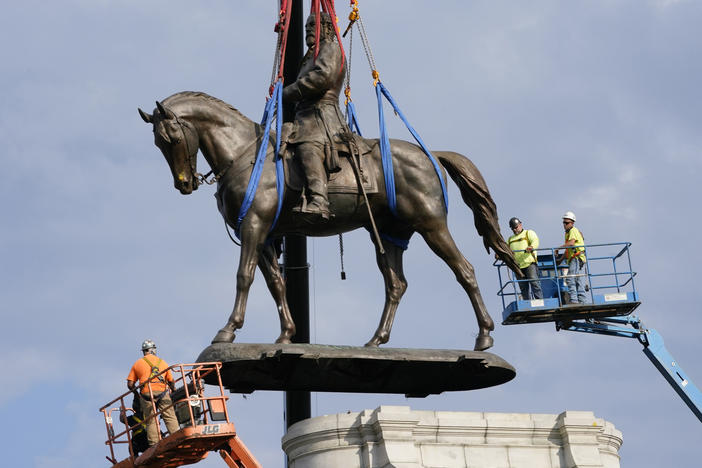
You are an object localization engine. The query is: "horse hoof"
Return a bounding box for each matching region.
[474,334,493,351]
[212,329,236,344]
[365,334,388,347]
[275,336,292,344]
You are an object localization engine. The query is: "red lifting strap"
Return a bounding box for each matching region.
[274,0,346,94]
[275,0,293,81]
[310,0,346,70]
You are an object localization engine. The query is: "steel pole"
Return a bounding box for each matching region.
[282,0,311,436]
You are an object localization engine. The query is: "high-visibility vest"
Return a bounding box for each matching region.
[508,229,539,269]
[564,227,586,262]
[141,356,167,393]
[132,415,145,435]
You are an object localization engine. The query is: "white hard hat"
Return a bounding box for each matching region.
[562,211,576,222]
[141,339,157,352]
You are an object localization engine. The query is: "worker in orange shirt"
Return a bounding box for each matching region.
[126,340,180,447]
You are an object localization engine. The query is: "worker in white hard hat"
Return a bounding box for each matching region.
[126,340,180,447]
[507,217,543,301]
[555,212,589,304]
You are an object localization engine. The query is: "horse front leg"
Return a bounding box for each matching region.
[365,238,408,347]
[421,226,495,351]
[211,226,265,344]
[258,243,296,344]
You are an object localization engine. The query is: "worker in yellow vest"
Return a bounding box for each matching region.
[555,211,589,304]
[126,340,180,447]
[119,395,148,455]
[507,217,543,300]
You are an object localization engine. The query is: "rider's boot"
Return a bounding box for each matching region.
[298,149,330,222]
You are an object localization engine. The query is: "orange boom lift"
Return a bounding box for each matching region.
[100,362,261,468]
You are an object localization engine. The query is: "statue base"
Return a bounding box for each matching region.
[197,343,515,397]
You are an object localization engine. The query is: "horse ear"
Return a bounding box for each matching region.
[156,100,176,120]
[138,108,153,123]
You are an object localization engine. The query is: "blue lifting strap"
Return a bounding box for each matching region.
[273,82,284,228]
[346,100,363,136]
[380,232,411,251]
[376,83,397,215]
[351,98,414,251]
[235,80,285,238]
[375,81,449,218]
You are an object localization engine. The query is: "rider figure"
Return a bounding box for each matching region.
[283,12,348,222]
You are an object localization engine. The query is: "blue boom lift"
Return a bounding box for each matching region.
[495,242,702,422]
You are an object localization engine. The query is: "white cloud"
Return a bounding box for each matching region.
[652,0,690,9]
[33,400,110,468]
[0,348,65,408]
[577,163,643,221]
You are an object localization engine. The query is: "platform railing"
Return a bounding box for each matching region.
[494,242,637,312]
[99,361,228,465]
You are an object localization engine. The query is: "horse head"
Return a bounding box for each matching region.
[139,101,200,195]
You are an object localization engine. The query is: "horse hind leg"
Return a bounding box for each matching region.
[365,238,408,347]
[257,243,295,344]
[420,226,495,351]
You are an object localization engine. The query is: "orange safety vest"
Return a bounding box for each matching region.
[141,356,167,394]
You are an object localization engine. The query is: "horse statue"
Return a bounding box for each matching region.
[138,91,521,351]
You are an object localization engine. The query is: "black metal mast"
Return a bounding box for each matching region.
[282,0,311,434]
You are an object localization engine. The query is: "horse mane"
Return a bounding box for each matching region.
[162,91,251,124]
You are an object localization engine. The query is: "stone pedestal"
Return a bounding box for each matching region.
[282,406,622,468]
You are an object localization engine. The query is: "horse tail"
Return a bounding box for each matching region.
[436,151,522,276]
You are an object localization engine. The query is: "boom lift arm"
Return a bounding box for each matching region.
[557,315,702,423]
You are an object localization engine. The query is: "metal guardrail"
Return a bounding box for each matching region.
[99,362,229,465]
[494,242,638,312]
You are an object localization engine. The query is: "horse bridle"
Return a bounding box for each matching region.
[169,114,209,187]
[171,113,259,186]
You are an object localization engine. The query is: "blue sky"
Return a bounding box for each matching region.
[2,1,701,466]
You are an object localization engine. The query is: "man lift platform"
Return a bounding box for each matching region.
[100,362,261,468]
[494,242,702,423]
[496,242,640,325]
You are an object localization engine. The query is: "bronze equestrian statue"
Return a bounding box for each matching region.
[139,90,520,351]
[138,13,521,351]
